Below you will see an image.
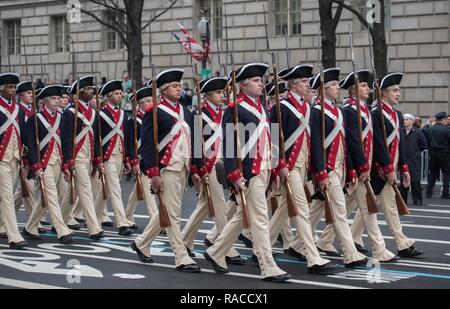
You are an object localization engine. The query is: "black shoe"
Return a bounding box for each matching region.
[22,228,41,240]
[159,229,167,235]
[398,246,424,258]
[50,227,57,234]
[38,227,46,234]
[262,273,291,282]
[284,247,307,261]
[75,218,85,224]
[226,255,246,265]
[277,233,283,244]
[185,246,195,257]
[382,255,400,263]
[130,241,153,263]
[9,241,27,249]
[308,262,339,275]
[176,263,201,273]
[203,238,214,247]
[118,227,133,236]
[68,224,81,230]
[90,231,105,241]
[40,221,51,226]
[354,243,369,254]
[426,193,432,198]
[203,252,228,274]
[59,234,74,245]
[130,224,139,230]
[102,221,114,227]
[345,258,368,268]
[441,195,450,199]
[0,232,7,239]
[317,246,341,257]
[238,233,253,248]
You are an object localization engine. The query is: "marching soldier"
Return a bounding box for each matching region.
[124,86,158,227]
[306,68,368,267]
[61,76,104,240]
[22,85,74,244]
[268,65,335,274]
[131,68,201,273]
[309,70,398,262]
[181,77,245,264]
[12,81,39,224]
[95,80,135,236]
[203,63,291,282]
[0,73,28,249]
[352,73,424,258]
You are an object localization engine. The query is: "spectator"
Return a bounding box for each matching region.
[180,82,194,107]
[414,116,422,129]
[101,77,107,86]
[400,113,428,205]
[424,112,450,199]
[122,72,132,93]
[446,115,450,127]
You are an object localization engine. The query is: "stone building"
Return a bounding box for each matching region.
[0,0,448,116]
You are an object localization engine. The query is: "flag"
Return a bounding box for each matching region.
[174,23,209,62]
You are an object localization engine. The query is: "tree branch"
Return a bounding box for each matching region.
[332,2,344,30]
[332,0,369,30]
[91,0,127,15]
[141,0,178,31]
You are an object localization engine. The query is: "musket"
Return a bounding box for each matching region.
[224,4,250,228]
[316,28,334,225]
[69,79,79,205]
[263,4,298,218]
[132,87,145,201]
[192,63,215,217]
[95,83,108,201]
[151,64,171,228]
[18,36,31,198]
[284,25,290,68]
[349,25,379,214]
[31,81,48,209]
[367,26,409,216]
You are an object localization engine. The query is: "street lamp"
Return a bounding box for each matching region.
[197,13,210,71]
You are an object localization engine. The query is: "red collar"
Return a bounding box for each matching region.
[204,101,222,123]
[287,91,305,112]
[240,94,262,113]
[41,108,58,126]
[137,109,145,119]
[0,97,16,112]
[160,97,180,114]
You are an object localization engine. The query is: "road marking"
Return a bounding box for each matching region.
[0,277,69,289]
[409,208,450,215]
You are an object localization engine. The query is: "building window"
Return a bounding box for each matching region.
[358,0,391,31]
[5,20,21,55]
[104,10,125,51]
[52,16,70,53]
[273,0,301,36]
[197,0,222,40]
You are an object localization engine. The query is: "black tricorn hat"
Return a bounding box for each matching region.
[0,73,20,86]
[230,63,269,83]
[310,67,341,90]
[37,85,63,100]
[68,75,95,94]
[339,70,371,89]
[278,64,314,80]
[16,81,33,94]
[131,86,153,102]
[265,81,287,96]
[99,80,123,96]
[376,72,403,90]
[199,77,228,93]
[155,68,184,88]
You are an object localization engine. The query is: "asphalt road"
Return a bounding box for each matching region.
[1,177,450,290]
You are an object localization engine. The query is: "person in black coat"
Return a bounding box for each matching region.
[424,112,450,199]
[400,113,427,205]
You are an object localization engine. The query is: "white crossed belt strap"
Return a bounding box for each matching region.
[137,117,142,149]
[281,100,310,151]
[349,105,372,140]
[37,113,61,151]
[314,105,345,149]
[69,108,96,144]
[382,109,399,146]
[0,105,20,136]
[101,110,124,146]
[239,102,270,159]
[157,104,190,151]
[202,113,222,157]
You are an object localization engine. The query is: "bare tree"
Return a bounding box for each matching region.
[62,0,178,86]
[319,0,388,76]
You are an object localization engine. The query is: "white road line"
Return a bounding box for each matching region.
[405,215,450,220]
[0,277,69,289]
[0,245,366,290]
[410,209,450,215]
[427,204,450,208]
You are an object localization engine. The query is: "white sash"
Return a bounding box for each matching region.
[349,105,372,140]
[157,104,190,151]
[68,108,96,144]
[37,113,61,151]
[0,105,20,136]
[281,100,311,150]
[100,110,124,146]
[202,113,222,156]
[382,110,399,146]
[314,105,345,148]
[239,102,270,159]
